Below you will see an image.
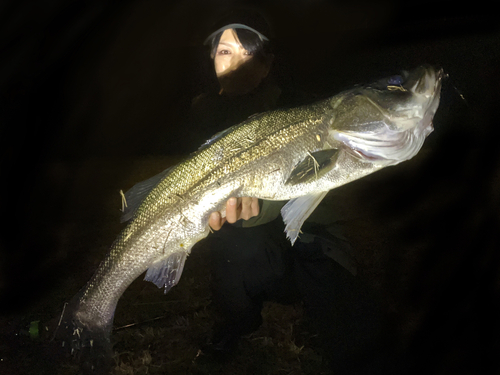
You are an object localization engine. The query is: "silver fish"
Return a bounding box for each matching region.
[57,65,442,371]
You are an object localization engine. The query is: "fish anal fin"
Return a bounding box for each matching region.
[144,251,187,294]
[281,191,328,245]
[285,149,338,185]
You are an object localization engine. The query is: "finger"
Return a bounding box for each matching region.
[225,197,239,223]
[239,197,254,220]
[220,217,227,227]
[250,197,260,217]
[209,211,225,231]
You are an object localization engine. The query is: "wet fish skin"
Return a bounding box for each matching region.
[57,65,442,372]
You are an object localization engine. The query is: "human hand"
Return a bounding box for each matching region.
[209,197,260,231]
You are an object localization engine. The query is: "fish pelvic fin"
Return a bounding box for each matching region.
[281,191,329,245]
[285,149,339,185]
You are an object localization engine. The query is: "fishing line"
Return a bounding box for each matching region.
[443,71,469,107]
[50,302,68,342]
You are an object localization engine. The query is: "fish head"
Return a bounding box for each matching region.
[330,65,443,163]
[368,65,442,130]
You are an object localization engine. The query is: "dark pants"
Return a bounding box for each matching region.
[204,217,299,339]
[202,217,385,373]
[290,241,385,373]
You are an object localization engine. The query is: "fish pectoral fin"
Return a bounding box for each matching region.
[144,251,187,293]
[281,191,329,245]
[285,149,339,185]
[120,166,173,223]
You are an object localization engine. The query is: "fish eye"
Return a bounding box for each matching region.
[387,75,404,86]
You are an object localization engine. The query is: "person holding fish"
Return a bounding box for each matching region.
[190,9,295,353]
[198,17,282,232]
[192,11,373,369]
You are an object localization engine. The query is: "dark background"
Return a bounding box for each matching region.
[1,0,499,374]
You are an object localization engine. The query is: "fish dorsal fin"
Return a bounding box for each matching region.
[144,251,187,294]
[281,191,328,245]
[197,125,237,152]
[285,149,339,185]
[120,167,173,223]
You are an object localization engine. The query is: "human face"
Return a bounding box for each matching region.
[213,29,271,95]
[214,29,254,77]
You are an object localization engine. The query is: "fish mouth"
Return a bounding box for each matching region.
[406,65,443,138]
[404,65,444,97]
[404,65,443,129]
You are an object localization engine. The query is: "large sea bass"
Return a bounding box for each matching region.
[58,65,442,371]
